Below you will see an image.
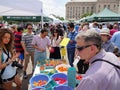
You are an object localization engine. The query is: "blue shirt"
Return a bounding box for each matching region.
[101,40,115,52]
[75,25,79,32]
[76,49,120,90]
[67,31,78,48]
[111,31,120,52]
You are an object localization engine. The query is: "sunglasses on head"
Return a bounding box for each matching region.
[76,44,98,51]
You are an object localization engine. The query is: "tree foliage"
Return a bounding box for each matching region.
[81,13,92,18]
[51,14,64,21]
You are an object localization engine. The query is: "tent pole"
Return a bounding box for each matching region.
[41,2,43,29]
[41,14,43,29]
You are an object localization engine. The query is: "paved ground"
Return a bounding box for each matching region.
[12,59,33,90]
[21,60,33,90]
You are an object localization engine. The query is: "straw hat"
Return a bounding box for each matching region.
[100,28,110,36]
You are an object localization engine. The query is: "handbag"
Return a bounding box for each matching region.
[49,47,54,53]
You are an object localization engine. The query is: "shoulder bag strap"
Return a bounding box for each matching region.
[91,59,120,69]
[0,49,10,75]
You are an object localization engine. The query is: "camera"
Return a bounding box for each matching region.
[12,61,23,69]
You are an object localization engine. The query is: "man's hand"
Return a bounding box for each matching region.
[25,51,29,55]
[39,48,45,52]
[69,40,74,43]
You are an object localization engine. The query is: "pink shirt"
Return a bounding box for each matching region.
[110,29,118,36]
[31,35,51,52]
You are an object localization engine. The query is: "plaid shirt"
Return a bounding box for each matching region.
[67,30,78,48]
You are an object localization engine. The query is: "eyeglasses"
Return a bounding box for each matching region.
[76,44,99,52]
[27,28,33,30]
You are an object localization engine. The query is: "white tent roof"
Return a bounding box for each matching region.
[0,0,43,16]
[49,15,62,23]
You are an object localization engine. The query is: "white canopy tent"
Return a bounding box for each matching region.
[0,0,43,16]
[0,0,47,28]
[0,5,40,16]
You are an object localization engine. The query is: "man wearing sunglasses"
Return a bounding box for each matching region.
[21,23,34,79]
[76,30,120,90]
[67,23,78,66]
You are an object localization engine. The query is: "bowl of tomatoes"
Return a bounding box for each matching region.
[29,74,49,88]
[55,64,70,74]
[50,73,68,85]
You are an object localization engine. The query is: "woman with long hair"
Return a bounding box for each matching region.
[49,29,63,59]
[0,28,21,90]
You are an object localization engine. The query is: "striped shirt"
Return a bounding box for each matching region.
[21,33,34,52]
[14,32,24,52]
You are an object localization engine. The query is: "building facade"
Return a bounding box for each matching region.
[66,0,120,20]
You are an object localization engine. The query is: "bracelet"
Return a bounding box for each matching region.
[5,62,9,66]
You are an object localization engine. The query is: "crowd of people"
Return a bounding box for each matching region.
[0,21,120,90]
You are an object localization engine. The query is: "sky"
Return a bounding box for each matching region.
[39,0,70,18]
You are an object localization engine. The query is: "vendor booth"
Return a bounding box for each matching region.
[80,8,120,22]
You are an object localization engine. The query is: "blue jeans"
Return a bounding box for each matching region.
[34,51,46,68]
[67,48,75,67]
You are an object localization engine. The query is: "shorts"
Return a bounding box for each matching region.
[18,53,24,60]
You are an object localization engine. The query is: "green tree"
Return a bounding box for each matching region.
[81,13,92,18]
[58,17,64,21]
[51,14,64,21]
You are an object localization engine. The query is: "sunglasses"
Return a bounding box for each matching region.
[76,44,98,52]
[101,34,109,36]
